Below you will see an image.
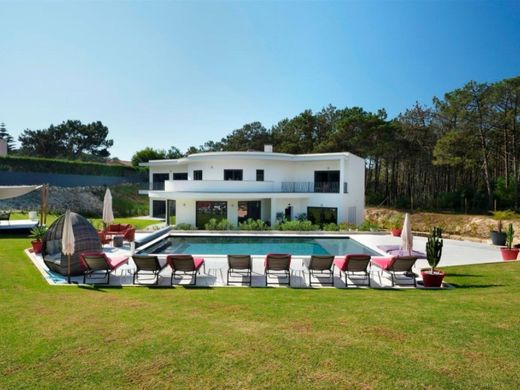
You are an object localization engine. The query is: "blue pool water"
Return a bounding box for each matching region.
[140,235,379,256]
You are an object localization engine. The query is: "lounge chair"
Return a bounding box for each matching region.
[166,254,205,286]
[227,255,252,286]
[371,255,418,287]
[265,253,291,286]
[80,252,129,284]
[303,255,335,287]
[132,254,168,285]
[333,254,371,287]
[97,230,111,245]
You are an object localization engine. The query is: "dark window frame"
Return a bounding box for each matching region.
[224,169,243,181]
[307,206,338,226]
[256,169,264,181]
[193,170,203,180]
[173,172,188,180]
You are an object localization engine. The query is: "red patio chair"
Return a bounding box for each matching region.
[80,252,129,285]
[333,254,372,287]
[371,255,418,287]
[166,254,205,286]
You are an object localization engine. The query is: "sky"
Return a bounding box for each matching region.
[1,0,519,160]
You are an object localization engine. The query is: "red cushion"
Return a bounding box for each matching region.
[371,256,395,270]
[333,257,347,271]
[106,255,129,270]
[193,257,205,270]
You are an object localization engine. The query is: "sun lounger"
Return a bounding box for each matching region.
[333,254,371,287]
[132,254,168,285]
[303,255,335,287]
[80,252,129,284]
[371,255,418,287]
[227,255,252,286]
[265,253,291,286]
[377,245,426,259]
[166,254,205,286]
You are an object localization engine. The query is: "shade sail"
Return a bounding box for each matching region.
[0,185,42,200]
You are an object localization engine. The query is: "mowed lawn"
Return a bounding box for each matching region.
[1,236,520,389]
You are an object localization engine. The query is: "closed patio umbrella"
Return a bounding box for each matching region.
[400,213,413,255]
[102,188,114,227]
[62,209,75,283]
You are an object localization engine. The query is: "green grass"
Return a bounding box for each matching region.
[10,212,159,230]
[1,235,520,388]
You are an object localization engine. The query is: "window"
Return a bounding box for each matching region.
[152,200,166,219]
[173,172,188,180]
[151,173,168,190]
[194,170,203,180]
[307,207,338,226]
[256,169,264,181]
[196,201,228,229]
[238,201,261,223]
[314,170,340,193]
[224,169,243,181]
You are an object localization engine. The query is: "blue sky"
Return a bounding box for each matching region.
[1,0,519,160]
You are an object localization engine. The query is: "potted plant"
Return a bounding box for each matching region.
[421,227,445,288]
[500,223,519,261]
[490,210,513,245]
[389,214,403,237]
[30,225,47,254]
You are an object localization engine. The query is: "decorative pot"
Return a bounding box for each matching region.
[391,228,402,237]
[490,231,507,246]
[499,247,519,261]
[421,270,445,288]
[31,239,43,254]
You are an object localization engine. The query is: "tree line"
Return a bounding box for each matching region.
[133,75,520,212]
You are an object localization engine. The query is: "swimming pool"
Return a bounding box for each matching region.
[139,235,379,256]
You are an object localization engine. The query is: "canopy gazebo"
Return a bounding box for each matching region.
[0,184,48,231]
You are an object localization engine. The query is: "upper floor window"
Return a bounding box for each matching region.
[193,170,203,180]
[224,169,243,181]
[256,169,264,181]
[173,172,188,180]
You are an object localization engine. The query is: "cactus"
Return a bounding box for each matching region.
[426,227,443,272]
[505,223,514,249]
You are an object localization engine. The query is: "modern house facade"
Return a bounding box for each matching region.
[140,148,365,228]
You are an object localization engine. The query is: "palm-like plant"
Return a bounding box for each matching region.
[505,223,514,249]
[30,225,48,241]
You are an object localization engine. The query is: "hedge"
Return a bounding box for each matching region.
[0,156,143,177]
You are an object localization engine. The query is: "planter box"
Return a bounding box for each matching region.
[391,228,402,237]
[490,231,506,246]
[500,247,519,261]
[421,270,445,288]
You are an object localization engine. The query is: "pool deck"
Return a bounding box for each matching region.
[24,231,510,288]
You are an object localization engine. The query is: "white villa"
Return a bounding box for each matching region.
[140,147,365,229]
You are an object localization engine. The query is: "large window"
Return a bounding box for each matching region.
[238,201,261,223]
[152,173,168,190]
[173,172,188,180]
[307,207,337,226]
[193,170,203,180]
[256,169,264,181]
[152,200,166,219]
[224,169,243,181]
[314,170,340,193]
[196,201,228,229]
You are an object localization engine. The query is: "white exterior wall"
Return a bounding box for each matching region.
[144,152,365,226]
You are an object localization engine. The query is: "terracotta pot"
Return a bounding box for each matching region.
[391,228,402,237]
[500,247,519,261]
[421,270,445,288]
[31,239,43,254]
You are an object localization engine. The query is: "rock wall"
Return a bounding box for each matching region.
[0,186,104,215]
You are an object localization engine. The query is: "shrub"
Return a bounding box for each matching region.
[276,220,319,231]
[174,223,194,230]
[339,222,357,231]
[239,219,269,231]
[205,218,234,230]
[358,219,379,231]
[323,223,340,231]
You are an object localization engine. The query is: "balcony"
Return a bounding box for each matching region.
[141,180,347,194]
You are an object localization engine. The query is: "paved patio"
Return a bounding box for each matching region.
[25,230,510,288]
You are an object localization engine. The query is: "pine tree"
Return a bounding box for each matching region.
[0,122,15,151]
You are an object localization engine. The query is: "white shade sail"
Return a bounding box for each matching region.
[102,188,114,225]
[0,185,42,200]
[61,210,75,256]
[400,213,413,255]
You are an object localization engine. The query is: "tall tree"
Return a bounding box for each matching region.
[0,123,15,151]
[131,147,167,166]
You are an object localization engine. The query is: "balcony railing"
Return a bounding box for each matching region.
[143,180,346,193]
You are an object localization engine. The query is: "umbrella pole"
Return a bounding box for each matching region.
[67,254,71,284]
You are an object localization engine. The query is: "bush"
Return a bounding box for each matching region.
[174,223,194,230]
[205,218,234,230]
[276,220,319,231]
[339,222,357,231]
[239,219,269,231]
[358,219,379,231]
[323,223,340,231]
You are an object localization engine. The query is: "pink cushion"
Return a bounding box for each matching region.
[106,255,129,270]
[193,257,205,270]
[371,256,396,270]
[333,257,347,271]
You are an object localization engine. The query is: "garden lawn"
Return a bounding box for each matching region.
[1,235,519,389]
[10,212,159,230]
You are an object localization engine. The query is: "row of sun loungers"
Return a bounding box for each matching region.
[77,252,419,287]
